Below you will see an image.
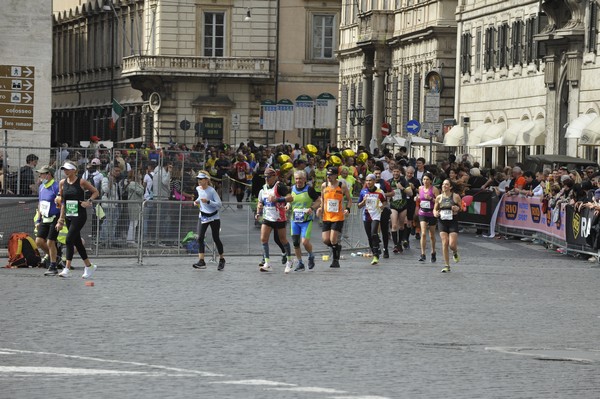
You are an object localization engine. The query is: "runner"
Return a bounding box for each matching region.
[55,161,99,278]
[255,167,293,273]
[192,171,226,271]
[433,179,462,272]
[34,165,61,276]
[317,166,352,268]
[286,170,321,271]
[417,172,439,263]
[388,166,410,254]
[358,174,387,265]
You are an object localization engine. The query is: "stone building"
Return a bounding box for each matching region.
[338,0,458,159]
[52,0,340,149]
[450,0,600,168]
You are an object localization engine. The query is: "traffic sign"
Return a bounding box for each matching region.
[180,119,191,131]
[0,65,35,131]
[381,122,390,137]
[232,113,240,128]
[406,119,421,135]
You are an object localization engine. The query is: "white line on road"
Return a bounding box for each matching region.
[0,366,156,376]
[211,379,296,386]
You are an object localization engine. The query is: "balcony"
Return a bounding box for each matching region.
[121,55,273,79]
[356,10,395,47]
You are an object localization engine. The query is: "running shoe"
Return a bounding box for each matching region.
[392,245,399,254]
[382,249,389,259]
[193,259,207,269]
[308,255,315,270]
[258,259,265,267]
[415,232,421,240]
[441,266,451,273]
[431,253,437,263]
[58,267,71,278]
[402,240,409,249]
[453,251,460,263]
[217,258,225,271]
[260,262,272,272]
[371,256,379,265]
[82,264,97,279]
[281,253,287,264]
[329,259,340,268]
[284,260,293,274]
[294,261,305,272]
[44,265,58,276]
[418,254,426,262]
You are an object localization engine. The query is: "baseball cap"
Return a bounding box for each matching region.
[36,165,54,175]
[60,162,77,171]
[87,158,101,168]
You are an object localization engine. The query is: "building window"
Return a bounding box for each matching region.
[588,1,598,54]
[484,27,495,71]
[511,20,523,66]
[525,17,538,63]
[497,23,508,68]
[204,12,225,57]
[312,14,336,60]
[460,32,472,75]
[475,28,482,71]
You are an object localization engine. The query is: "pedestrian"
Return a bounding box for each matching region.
[286,170,321,271]
[358,174,387,265]
[126,172,144,245]
[255,167,293,272]
[417,172,439,263]
[317,166,352,268]
[433,179,462,272]
[55,161,99,278]
[34,165,61,276]
[192,171,225,271]
[388,166,410,254]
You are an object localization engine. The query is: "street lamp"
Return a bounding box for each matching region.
[348,105,372,126]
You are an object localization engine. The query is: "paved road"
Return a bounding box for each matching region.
[1,232,600,399]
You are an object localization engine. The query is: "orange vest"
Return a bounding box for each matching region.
[322,182,345,222]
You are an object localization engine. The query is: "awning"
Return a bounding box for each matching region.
[409,136,443,146]
[382,135,396,144]
[479,124,505,143]
[117,137,143,144]
[515,119,546,146]
[581,116,600,145]
[503,120,536,146]
[565,113,598,139]
[443,125,464,146]
[477,137,504,147]
[467,122,492,147]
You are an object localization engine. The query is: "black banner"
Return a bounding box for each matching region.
[458,189,498,226]
[565,205,596,250]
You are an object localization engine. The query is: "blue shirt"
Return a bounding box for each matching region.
[38,179,60,218]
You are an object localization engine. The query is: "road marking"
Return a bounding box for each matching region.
[0,348,392,398]
[486,346,600,363]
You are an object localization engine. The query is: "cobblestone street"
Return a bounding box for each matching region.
[1,234,600,398]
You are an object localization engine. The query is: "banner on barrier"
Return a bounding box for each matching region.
[496,195,565,240]
[565,205,600,252]
[458,189,497,226]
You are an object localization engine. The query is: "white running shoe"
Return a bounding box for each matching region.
[259,262,272,272]
[58,267,71,278]
[284,260,293,274]
[82,264,97,279]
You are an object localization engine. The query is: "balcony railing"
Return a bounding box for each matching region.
[121,55,273,79]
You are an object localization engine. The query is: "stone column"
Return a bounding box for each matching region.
[361,65,373,146]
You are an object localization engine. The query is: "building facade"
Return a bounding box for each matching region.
[452,0,600,168]
[338,0,458,158]
[52,0,341,149]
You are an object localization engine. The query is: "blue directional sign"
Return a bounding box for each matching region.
[406,119,421,135]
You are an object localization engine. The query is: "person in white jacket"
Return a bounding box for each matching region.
[192,171,225,270]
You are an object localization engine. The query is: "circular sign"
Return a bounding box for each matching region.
[381,122,390,137]
[149,92,161,112]
[180,119,191,131]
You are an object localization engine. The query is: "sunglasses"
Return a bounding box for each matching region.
[264,174,276,178]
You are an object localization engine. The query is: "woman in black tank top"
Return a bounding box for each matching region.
[55,161,99,278]
[433,179,463,273]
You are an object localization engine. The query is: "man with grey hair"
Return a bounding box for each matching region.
[286,170,321,271]
[506,166,526,195]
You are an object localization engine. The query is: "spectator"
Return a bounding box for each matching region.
[19,153,39,196]
[126,171,144,245]
[99,163,124,246]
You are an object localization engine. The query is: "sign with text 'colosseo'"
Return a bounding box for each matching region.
[0,65,35,131]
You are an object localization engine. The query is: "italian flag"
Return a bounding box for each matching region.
[110,98,123,130]
[468,201,487,215]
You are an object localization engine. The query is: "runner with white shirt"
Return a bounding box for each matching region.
[192,171,225,271]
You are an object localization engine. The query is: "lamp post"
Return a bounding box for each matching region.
[103,1,115,140]
[348,105,372,126]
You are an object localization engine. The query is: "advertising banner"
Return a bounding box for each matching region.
[496,195,566,241]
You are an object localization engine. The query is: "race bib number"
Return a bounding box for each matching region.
[393,189,403,201]
[326,199,340,213]
[420,200,431,210]
[263,204,278,221]
[40,200,51,217]
[65,200,79,217]
[237,170,246,180]
[440,209,453,220]
[366,196,378,212]
[293,209,306,222]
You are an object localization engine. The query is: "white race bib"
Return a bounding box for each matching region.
[326,199,340,213]
[440,209,453,220]
[237,170,246,180]
[420,200,431,210]
[293,209,306,222]
[393,189,403,201]
[366,196,378,212]
[39,200,51,217]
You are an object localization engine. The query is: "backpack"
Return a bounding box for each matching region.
[5,232,41,268]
